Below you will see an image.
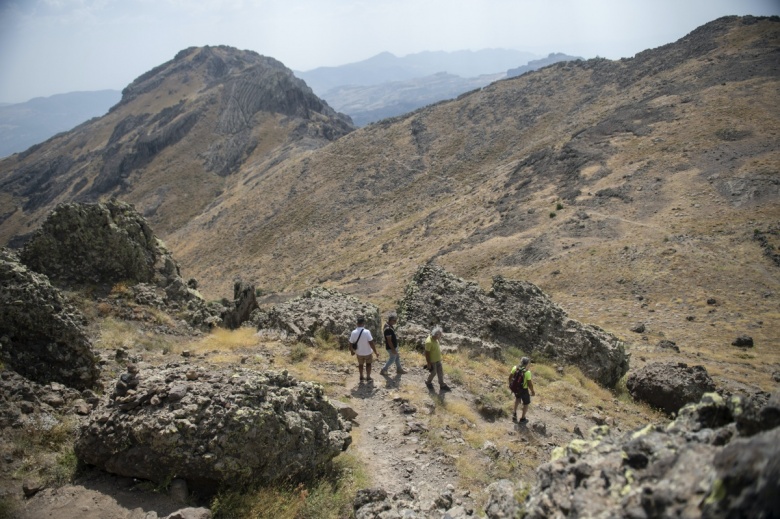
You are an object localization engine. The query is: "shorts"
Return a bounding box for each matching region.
[357,354,373,365]
[515,388,531,405]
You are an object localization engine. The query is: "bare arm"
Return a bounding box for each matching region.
[369,339,378,357]
[527,379,535,396]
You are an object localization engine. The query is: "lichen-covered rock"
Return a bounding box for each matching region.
[21,200,171,286]
[74,365,351,488]
[0,370,95,428]
[522,391,780,518]
[626,362,716,415]
[19,201,234,329]
[0,248,100,389]
[484,479,521,519]
[399,265,628,386]
[254,287,380,347]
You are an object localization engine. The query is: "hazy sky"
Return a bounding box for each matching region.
[0,0,777,103]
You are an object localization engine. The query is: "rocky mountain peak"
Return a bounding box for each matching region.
[117,45,349,124]
[0,45,355,240]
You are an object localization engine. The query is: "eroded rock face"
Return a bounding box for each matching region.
[521,392,780,518]
[626,362,716,416]
[399,265,628,386]
[74,365,351,488]
[0,248,100,389]
[254,287,380,347]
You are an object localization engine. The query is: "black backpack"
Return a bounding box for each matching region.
[509,366,526,393]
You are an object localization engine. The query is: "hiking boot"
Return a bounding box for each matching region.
[440,384,451,392]
[512,414,518,423]
[425,381,434,390]
[379,369,388,376]
[519,417,529,423]
[398,368,408,374]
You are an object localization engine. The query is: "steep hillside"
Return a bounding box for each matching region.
[167,16,779,391]
[0,46,353,242]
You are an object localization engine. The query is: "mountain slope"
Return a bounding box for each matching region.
[0,45,353,242]
[165,16,779,389]
[0,17,778,392]
[0,90,121,159]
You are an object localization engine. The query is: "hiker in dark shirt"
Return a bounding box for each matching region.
[380,312,408,376]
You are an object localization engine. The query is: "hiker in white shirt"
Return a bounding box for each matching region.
[349,316,379,383]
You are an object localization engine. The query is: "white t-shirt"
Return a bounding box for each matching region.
[349,327,374,356]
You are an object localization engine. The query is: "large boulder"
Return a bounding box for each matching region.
[399,265,628,386]
[74,364,351,488]
[522,391,780,518]
[0,248,100,389]
[626,362,716,415]
[254,287,380,347]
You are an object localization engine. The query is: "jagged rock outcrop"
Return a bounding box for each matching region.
[254,287,380,347]
[75,365,351,488]
[220,280,259,330]
[519,391,780,518]
[0,248,100,389]
[399,265,628,386]
[626,362,716,415]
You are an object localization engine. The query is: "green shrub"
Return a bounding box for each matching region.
[549,212,557,218]
[290,343,309,363]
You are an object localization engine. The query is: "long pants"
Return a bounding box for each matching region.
[383,351,402,372]
[427,361,444,385]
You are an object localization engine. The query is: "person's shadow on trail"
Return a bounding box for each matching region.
[349,379,381,399]
[381,372,402,389]
[426,383,448,402]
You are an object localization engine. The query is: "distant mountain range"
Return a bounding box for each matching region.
[311,51,583,126]
[0,90,121,158]
[295,49,538,94]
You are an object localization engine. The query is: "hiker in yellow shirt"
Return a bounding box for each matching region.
[509,357,535,423]
[424,326,451,391]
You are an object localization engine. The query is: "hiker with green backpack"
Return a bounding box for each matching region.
[509,357,535,423]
